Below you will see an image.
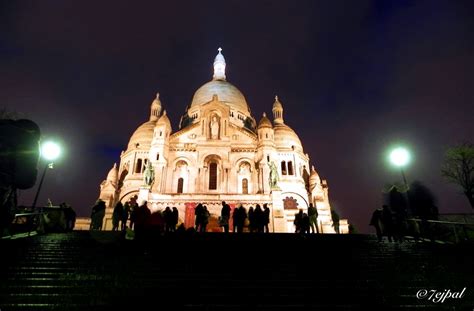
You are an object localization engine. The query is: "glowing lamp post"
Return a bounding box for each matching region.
[389,147,411,190]
[32,141,62,209]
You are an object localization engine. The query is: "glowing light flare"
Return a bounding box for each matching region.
[41,141,61,161]
[389,147,410,167]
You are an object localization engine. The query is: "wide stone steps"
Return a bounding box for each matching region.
[0,232,472,310]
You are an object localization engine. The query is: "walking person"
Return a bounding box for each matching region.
[369,207,384,242]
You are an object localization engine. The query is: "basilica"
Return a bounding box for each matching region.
[98,48,348,233]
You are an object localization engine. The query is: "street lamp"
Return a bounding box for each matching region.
[389,147,411,190]
[32,141,62,208]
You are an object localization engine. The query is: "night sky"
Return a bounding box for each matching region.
[1,0,473,233]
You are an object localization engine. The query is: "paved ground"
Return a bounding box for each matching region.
[0,231,472,310]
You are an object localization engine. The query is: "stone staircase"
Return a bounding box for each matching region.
[0,232,472,310]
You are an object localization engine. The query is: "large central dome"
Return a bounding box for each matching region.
[189,48,250,113]
[191,80,249,112]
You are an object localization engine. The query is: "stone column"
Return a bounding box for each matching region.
[138,186,150,205]
[271,190,286,232]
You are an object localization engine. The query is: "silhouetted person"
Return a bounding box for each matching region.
[308,203,319,233]
[176,223,186,234]
[90,199,106,230]
[112,202,123,231]
[233,205,246,233]
[129,196,139,230]
[232,207,239,233]
[248,206,255,232]
[121,201,130,231]
[61,203,76,232]
[300,213,310,234]
[220,201,231,233]
[134,201,151,240]
[370,207,384,242]
[163,206,172,232]
[149,210,165,233]
[195,203,204,232]
[263,204,270,233]
[331,209,340,234]
[294,209,303,233]
[254,204,264,232]
[171,207,179,232]
[382,205,394,242]
[200,206,210,232]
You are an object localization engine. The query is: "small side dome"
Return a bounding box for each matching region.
[258,112,273,129]
[273,123,303,151]
[156,110,171,129]
[106,163,118,183]
[309,166,320,190]
[127,121,156,150]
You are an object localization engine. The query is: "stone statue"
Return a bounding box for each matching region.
[143,161,155,187]
[268,161,280,190]
[210,116,219,139]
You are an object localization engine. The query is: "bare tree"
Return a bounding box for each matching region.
[0,108,19,120]
[441,143,474,209]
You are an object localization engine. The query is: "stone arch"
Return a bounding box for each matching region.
[172,156,196,168]
[172,159,190,193]
[119,190,139,203]
[202,153,223,166]
[281,192,309,209]
[236,159,253,194]
[202,154,223,191]
[234,157,254,171]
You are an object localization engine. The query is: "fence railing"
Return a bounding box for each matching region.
[2,210,44,238]
[407,218,474,244]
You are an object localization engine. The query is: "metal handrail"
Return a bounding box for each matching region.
[407,218,474,244]
[409,218,474,225]
[10,210,44,237]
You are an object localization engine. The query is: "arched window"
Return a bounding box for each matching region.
[281,161,287,175]
[242,178,248,194]
[177,178,184,193]
[288,161,294,175]
[135,159,142,174]
[209,162,217,190]
[156,153,160,161]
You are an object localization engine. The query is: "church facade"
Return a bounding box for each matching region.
[99,49,348,233]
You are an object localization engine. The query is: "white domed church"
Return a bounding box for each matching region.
[98,48,348,233]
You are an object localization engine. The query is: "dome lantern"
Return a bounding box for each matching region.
[149,93,162,121]
[258,112,273,129]
[272,95,284,124]
[213,47,226,81]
